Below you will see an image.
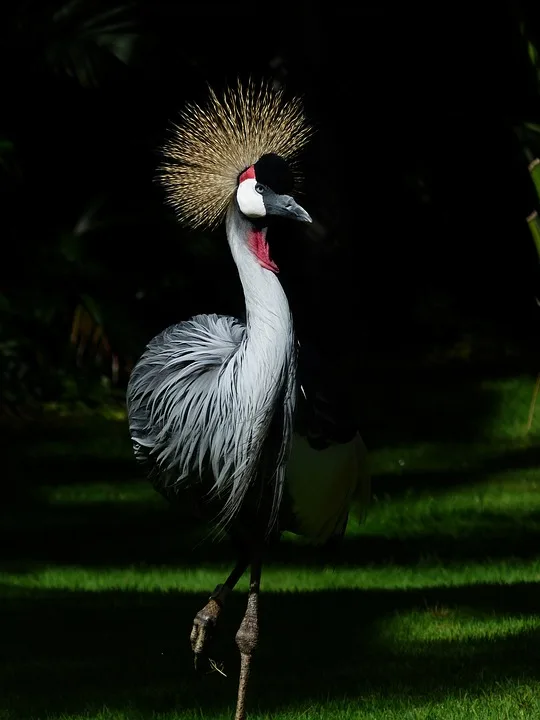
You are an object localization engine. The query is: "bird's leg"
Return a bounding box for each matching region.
[191,556,249,671]
[234,556,262,720]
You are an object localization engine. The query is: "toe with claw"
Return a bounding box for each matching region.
[190,598,221,669]
[190,583,231,671]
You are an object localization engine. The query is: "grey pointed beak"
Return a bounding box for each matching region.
[264,193,312,223]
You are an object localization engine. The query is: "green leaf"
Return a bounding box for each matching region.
[527,212,540,261]
[524,123,540,135]
[529,158,540,201]
[528,39,539,68]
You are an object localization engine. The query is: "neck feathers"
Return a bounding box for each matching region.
[223,205,297,534]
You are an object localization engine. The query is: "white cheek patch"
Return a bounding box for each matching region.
[236,178,266,218]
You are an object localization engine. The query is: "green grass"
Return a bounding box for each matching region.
[3,374,540,719]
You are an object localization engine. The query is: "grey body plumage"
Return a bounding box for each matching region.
[127,310,296,536]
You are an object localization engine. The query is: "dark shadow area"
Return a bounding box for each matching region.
[353,373,513,450]
[2,583,540,719]
[3,488,540,573]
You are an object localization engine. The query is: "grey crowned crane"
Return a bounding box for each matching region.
[126,80,370,720]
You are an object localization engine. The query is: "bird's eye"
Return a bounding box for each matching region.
[255,184,265,194]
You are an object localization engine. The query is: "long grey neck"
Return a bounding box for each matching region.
[221,203,297,532]
[226,203,294,358]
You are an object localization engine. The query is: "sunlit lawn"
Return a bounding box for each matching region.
[3,375,540,719]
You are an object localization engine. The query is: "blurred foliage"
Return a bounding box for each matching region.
[1,0,161,417]
[4,2,540,420]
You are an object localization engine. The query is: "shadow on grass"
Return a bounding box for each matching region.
[5,409,540,507]
[3,494,540,574]
[3,431,540,572]
[2,582,540,719]
[373,444,540,498]
[5,435,540,573]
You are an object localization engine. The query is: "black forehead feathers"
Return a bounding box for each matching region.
[253,153,294,195]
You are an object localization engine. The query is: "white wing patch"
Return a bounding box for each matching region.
[286,432,370,544]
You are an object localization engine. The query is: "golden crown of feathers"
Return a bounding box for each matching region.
[158,79,313,230]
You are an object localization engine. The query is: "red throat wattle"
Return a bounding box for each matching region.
[248,230,279,273]
[240,164,279,273]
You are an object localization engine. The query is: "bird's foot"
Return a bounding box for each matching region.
[190,584,230,672]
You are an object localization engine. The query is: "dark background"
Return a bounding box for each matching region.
[3,0,540,417]
[4,6,540,718]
